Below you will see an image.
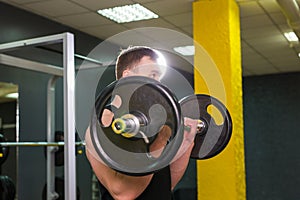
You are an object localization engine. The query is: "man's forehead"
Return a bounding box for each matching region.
[134,63,163,71]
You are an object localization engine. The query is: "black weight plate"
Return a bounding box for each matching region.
[179,94,232,159]
[91,76,183,176]
[53,131,64,166]
[0,133,9,166]
[0,175,16,200]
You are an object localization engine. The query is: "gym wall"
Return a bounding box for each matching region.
[243,72,300,200]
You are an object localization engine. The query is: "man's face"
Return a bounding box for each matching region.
[122,56,165,81]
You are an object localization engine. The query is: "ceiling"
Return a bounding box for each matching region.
[1,0,300,77]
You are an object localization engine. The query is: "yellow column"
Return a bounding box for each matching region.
[193,0,246,200]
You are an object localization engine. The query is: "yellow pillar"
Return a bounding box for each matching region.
[193,0,246,200]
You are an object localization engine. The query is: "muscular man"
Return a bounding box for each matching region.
[85,46,198,200]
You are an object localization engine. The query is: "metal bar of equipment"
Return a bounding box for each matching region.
[0,141,84,147]
[63,33,76,200]
[0,33,64,52]
[0,54,63,76]
[47,75,59,200]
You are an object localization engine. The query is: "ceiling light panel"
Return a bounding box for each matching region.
[173,45,195,56]
[97,4,159,23]
[284,31,299,42]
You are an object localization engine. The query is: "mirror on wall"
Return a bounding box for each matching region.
[0,81,18,199]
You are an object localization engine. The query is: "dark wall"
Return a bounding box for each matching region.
[0,4,101,56]
[243,72,300,200]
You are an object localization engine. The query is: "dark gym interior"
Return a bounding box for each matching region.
[0,1,300,200]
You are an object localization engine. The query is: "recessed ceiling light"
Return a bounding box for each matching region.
[173,45,195,56]
[284,31,299,42]
[97,4,159,23]
[5,92,18,99]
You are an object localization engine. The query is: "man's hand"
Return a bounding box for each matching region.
[172,117,199,162]
[148,125,172,158]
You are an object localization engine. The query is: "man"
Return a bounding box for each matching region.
[85,46,198,200]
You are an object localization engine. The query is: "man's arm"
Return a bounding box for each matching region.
[85,128,153,200]
[169,117,198,189]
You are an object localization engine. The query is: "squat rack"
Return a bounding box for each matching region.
[0,33,76,200]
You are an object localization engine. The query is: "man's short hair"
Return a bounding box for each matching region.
[115,46,160,79]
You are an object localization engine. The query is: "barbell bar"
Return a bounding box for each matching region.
[111,115,206,139]
[0,141,85,147]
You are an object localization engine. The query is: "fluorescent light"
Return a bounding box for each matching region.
[284,31,299,42]
[97,4,159,23]
[298,53,300,58]
[5,92,18,99]
[173,45,195,56]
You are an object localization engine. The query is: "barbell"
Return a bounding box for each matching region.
[90,76,232,176]
[0,141,85,147]
[0,132,85,167]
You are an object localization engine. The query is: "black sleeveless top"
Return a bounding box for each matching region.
[98,166,172,200]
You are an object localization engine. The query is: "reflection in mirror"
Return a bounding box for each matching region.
[0,81,18,199]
